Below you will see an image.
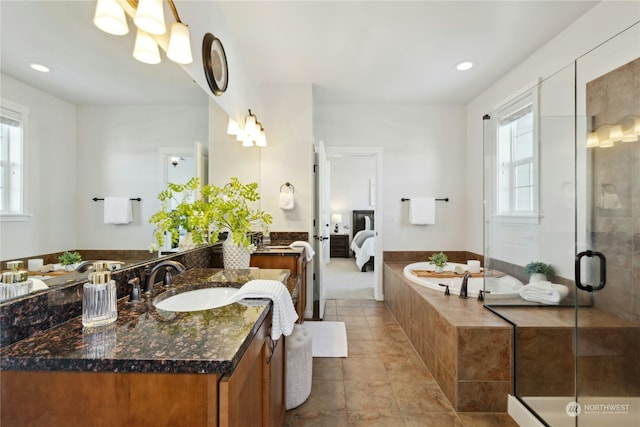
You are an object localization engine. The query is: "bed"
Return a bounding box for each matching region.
[350,210,375,272]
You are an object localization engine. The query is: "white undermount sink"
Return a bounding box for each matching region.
[153,287,239,312]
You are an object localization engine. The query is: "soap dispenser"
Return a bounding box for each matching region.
[82,262,117,327]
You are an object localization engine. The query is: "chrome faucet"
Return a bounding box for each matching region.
[459,271,472,299]
[143,260,186,294]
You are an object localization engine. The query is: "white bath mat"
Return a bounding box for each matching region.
[302,321,348,358]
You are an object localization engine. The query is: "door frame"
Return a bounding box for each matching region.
[325,145,384,301]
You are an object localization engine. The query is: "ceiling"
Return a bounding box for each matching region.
[0,1,599,106]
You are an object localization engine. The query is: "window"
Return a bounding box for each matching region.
[495,91,539,221]
[0,100,29,220]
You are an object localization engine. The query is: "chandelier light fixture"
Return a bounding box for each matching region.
[93,0,193,65]
[227,109,267,147]
[586,115,640,148]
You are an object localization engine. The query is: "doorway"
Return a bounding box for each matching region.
[325,146,384,303]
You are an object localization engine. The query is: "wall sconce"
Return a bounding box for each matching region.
[227,109,267,147]
[331,213,343,233]
[93,0,193,65]
[587,115,640,148]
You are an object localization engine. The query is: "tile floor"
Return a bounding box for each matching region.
[284,299,519,427]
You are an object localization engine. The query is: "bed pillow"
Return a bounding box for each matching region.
[364,216,372,230]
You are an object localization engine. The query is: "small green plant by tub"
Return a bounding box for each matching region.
[524,261,554,277]
[428,252,448,268]
[58,251,82,266]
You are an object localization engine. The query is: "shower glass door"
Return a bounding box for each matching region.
[573,22,640,427]
[483,21,640,427]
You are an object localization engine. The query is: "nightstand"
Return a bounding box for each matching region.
[330,234,350,258]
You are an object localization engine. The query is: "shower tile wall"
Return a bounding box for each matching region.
[586,57,640,323]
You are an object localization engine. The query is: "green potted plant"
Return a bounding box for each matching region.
[58,251,83,271]
[428,251,448,273]
[149,177,272,268]
[524,261,554,283]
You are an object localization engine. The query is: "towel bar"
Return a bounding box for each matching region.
[93,197,142,202]
[401,197,449,202]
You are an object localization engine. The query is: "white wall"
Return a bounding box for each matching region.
[315,105,467,251]
[259,84,315,236]
[177,1,264,125]
[0,74,77,260]
[465,1,640,262]
[75,105,208,250]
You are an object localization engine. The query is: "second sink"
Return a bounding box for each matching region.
[153,287,239,312]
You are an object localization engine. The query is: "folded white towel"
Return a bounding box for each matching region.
[519,282,569,305]
[224,279,298,340]
[279,192,295,210]
[104,197,132,224]
[409,197,435,225]
[290,241,315,262]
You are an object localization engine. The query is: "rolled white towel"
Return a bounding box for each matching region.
[519,282,569,305]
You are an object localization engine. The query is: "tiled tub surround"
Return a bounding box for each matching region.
[491,306,640,398]
[384,261,513,412]
[0,267,291,373]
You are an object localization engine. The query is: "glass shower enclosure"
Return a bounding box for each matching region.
[483,22,639,427]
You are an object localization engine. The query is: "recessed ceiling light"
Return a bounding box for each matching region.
[456,61,473,71]
[30,63,51,73]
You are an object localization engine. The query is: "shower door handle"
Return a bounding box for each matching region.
[575,250,606,292]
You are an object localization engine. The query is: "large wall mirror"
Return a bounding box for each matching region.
[0,1,224,301]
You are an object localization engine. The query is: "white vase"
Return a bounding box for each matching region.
[223,238,251,269]
[434,266,444,273]
[529,273,547,283]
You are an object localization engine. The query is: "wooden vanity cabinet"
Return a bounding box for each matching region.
[219,310,285,427]
[251,250,307,322]
[1,313,285,427]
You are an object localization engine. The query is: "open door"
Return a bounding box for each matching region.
[313,140,330,319]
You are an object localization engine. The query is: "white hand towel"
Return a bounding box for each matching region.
[224,279,298,340]
[519,282,569,305]
[279,191,295,210]
[289,241,315,262]
[104,197,132,224]
[409,197,435,225]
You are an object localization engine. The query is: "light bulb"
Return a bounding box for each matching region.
[133,29,161,64]
[256,129,267,147]
[586,131,599,148]
[242,134,254,147]
[134,0,166,35]
[227,118,239,135]
[93,0,129,35]
[609,124,623,142]
[167,22,193,64]
[245,114,258,138]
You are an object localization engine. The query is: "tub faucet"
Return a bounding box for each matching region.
[459,272,471,299]
[144,260,186,294]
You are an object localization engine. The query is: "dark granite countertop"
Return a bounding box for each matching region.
[0,268,292,375]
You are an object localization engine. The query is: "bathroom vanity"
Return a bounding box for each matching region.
[0,268,293,427]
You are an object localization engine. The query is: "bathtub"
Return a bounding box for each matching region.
[402,262,523,298]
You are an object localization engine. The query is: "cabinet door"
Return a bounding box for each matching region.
[264,335,285,427]
[219,315,268,427]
